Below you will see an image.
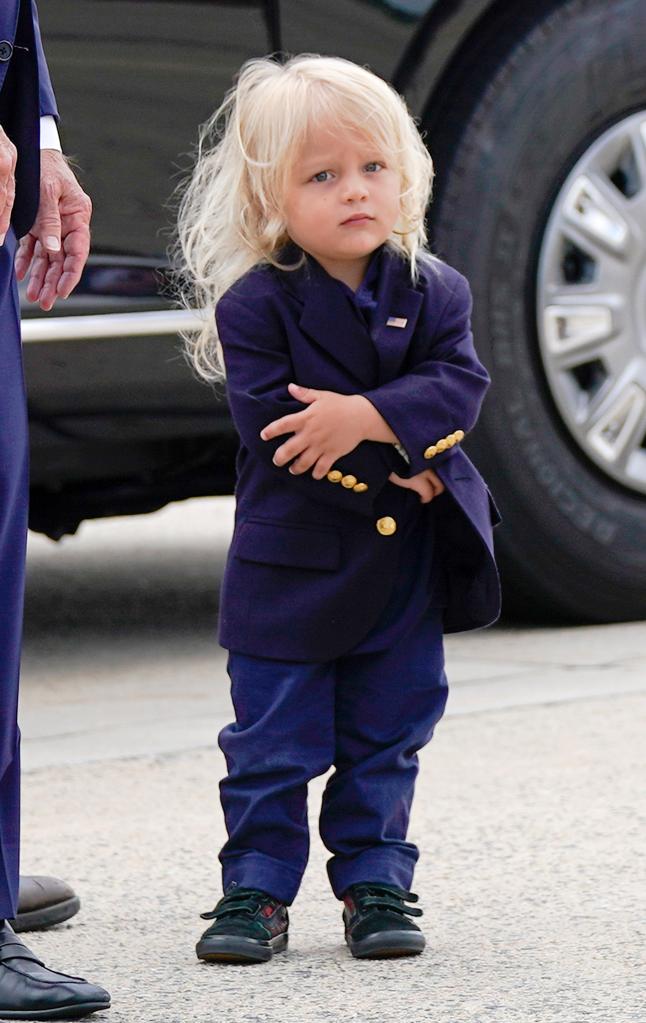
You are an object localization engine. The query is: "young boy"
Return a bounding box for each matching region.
[175,53,501,963]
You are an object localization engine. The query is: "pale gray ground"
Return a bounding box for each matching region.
[16,498,646,1023]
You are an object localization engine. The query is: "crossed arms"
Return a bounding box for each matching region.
[215,273,490,517]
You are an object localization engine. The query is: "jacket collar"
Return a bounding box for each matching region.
[276,241,424,388]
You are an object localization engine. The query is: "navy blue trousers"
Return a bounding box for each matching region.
[218,606,448,904]
[0,226,28,919]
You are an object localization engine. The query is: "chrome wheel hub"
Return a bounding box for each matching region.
[537,111,646,494]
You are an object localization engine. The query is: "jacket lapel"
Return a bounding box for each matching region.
[278,243,424,389]
[297,258,378,387]
[371,253,424,384]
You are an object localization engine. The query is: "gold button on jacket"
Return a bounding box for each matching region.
[341,474,358,488]
[376,516,397,536]
[424,428,466,459]
[326,469,343,483]
[353,482,368,493]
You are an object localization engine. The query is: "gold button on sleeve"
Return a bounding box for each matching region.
[376,516,397,536]
[341,474,358,488]
[327,469,343,483]
[455,429,465,441]
[424,445,437,460]
[353,482,368,493]
[436,438,448,452]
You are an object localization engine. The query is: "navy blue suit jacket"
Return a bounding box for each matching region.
[216,243,502,661]
[0,0,58,237]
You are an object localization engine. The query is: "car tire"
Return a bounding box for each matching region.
[431,0,646,621]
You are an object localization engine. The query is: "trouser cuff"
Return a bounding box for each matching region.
[221,850,305,906]
[326,848,418,901]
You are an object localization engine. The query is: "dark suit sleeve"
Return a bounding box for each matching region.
[216,287,405,517]
[32,1,58,120]
[361,274,491,478]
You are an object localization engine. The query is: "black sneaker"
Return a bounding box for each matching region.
[342,882,425,959]
[196,886,289,964]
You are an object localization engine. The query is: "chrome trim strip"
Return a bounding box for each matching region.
[20,309,205,343]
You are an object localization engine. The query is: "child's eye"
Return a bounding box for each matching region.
[311,170,331,183]
[365,162,384,173]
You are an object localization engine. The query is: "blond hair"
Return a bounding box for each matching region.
[173,53,437,381]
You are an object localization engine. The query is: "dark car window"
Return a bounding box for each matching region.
[40,1,275,257]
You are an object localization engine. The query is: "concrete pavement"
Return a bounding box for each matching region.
[16,498,646,1022]
[18,693,644,1023]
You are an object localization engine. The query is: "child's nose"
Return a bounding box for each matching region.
[341,174,368,201]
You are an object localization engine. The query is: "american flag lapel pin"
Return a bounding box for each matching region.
[386,316,408,329]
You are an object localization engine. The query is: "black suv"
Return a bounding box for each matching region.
[24,0,646,622]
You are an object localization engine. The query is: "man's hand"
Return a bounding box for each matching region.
[388,468,445,503]
[260,382,371,479]
[0,126,17,246]
[15,150,91,311]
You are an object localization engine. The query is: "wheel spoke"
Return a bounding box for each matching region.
[542,302,616,367]
[586,380,646,469]
[562,173,632,257]
[633,118,646,185]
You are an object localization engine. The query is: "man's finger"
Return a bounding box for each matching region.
[37,191,63,252]
[0,179,15,240]
[56,223,90,297]
[15,234,36,281]
[36,254,65,311]
[25,242,49,303]
[0,136,17,242]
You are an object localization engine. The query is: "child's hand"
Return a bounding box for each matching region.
[388,468,445,503]
[260,383,371,479]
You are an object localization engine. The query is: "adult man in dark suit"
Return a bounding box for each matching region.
[0,2,110,1018]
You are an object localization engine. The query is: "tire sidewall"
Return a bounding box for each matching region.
[433,0,646,617]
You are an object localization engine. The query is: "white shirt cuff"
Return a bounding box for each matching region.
[393,441,410,464]
[40,115,62,151]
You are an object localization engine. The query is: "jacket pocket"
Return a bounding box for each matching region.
[233,517,342,571]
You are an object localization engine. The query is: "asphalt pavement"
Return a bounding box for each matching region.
[16,497,646,1023]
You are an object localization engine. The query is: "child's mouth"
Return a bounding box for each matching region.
[341,215,373,226]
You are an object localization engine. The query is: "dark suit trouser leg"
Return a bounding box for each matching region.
[218,608,447,905]
[218,655,336,904]
[320,607,448,898]
[0,227,28,920]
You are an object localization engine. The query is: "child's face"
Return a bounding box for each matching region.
[281,123,401,286]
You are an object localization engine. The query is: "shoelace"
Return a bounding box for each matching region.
[200,887,270,922]
[349,883,423,918]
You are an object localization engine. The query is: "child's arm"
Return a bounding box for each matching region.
[216,287,407,517]
[261,382,400,474]
[359,273,490,479]
[263,273,489,480]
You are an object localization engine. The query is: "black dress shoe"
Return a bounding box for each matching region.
[0,922,110,1020]
[342,882,426,958]
[196,886,289,964]
[10,878,80,934]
